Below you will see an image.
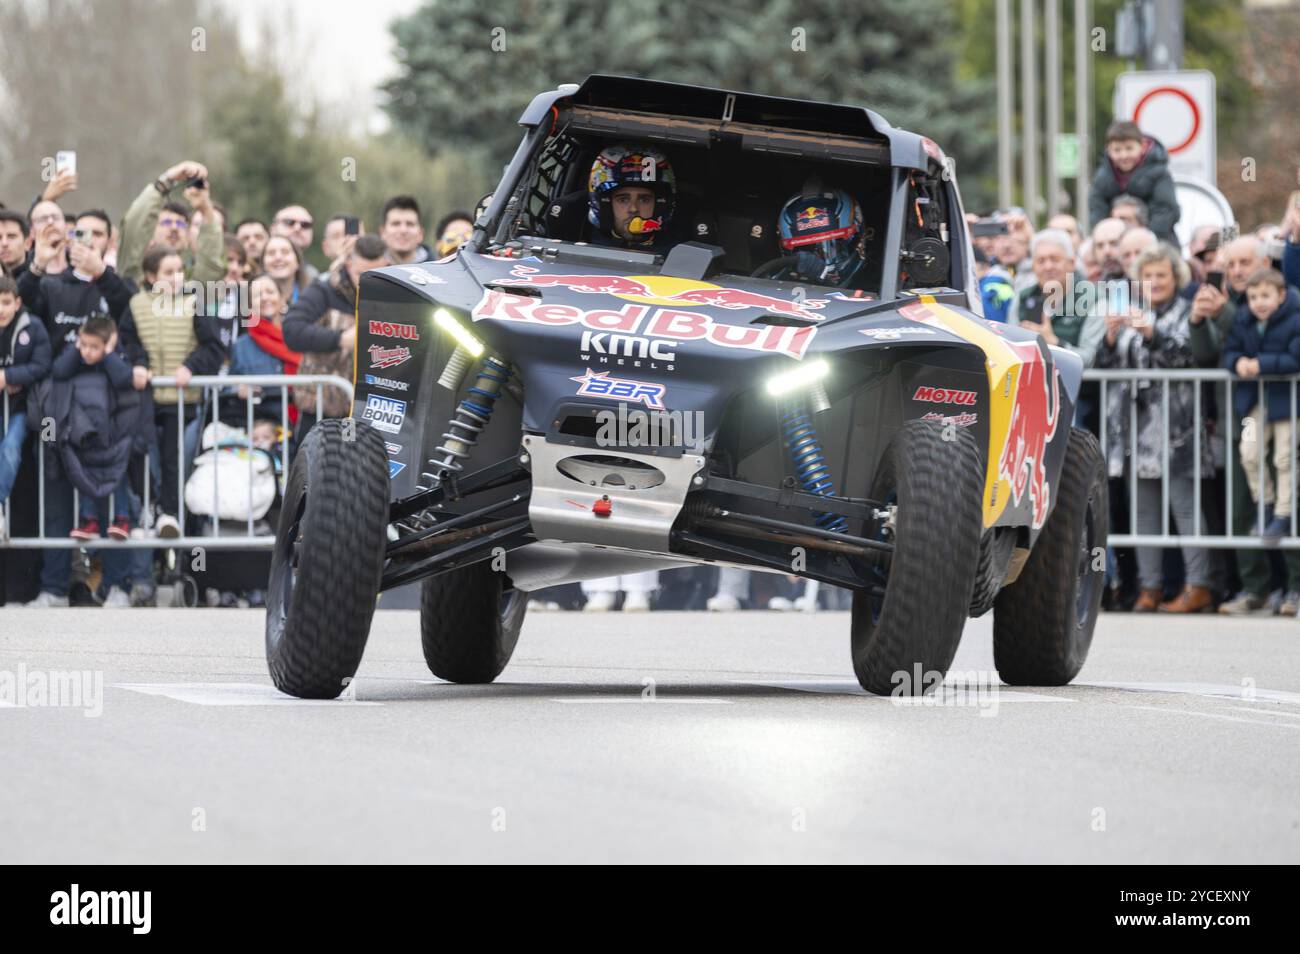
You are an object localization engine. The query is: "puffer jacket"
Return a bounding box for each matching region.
[1222,287,1300,423]
[36,345,152,498]
[117,287,226,405]
[1088,136,1181,242]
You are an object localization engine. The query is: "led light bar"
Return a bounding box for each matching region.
[434,307,485,357]
[765,359,829,396]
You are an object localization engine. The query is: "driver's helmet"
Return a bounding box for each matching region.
[587,144,676,239]
[777,189,864,285]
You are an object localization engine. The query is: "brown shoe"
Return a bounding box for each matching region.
[1158,585,1215,614]
[1133,587,1163,612]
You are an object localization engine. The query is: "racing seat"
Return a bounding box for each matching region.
[542,188,590,241]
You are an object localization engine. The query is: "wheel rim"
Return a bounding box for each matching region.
[271,491,308,642]
[501,588,524,620]
[866,488,898,624]
[1074,491,1102,628]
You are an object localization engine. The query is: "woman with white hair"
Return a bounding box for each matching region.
[1095,243,1215,613]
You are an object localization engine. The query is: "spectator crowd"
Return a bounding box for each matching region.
[4,119,1300,617]
[1,156,474,607]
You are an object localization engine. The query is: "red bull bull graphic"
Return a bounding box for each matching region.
[899,298,1063,530]
[472,288,817,360]
[664,286,826,321]
[497,266,826,321]
[997,338,1060,529]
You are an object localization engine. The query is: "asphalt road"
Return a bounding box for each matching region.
[2,606,1298,863]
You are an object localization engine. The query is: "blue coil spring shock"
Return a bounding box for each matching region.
[782,402,848,533]
[424,355,512,484]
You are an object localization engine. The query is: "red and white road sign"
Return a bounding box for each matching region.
[1114,70,1217,185]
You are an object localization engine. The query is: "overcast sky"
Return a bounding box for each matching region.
[217,0,424,133]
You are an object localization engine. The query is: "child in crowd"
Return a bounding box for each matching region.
[1088,119,1181,243]
[0,275,53,538]
[117,245,226,537]
[53,317,139,544]
[1224,268,1300,542]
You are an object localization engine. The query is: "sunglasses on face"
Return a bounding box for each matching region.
[159,217,188,229]
[277,218,313,230]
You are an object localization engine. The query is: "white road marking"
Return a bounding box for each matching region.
[1126,705,1300,730]
[1085,681,1300,706]
[1227,707,1300,720]
[114,683,380,706]
[551,697,731,705]
[744,679,1070,702]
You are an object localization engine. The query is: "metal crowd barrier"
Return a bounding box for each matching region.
[1,373,353,550]
[1085,368,1300,549]
[4,368,1297,552]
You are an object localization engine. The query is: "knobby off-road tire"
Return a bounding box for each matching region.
[851,420,985,695]
[993,426,1108,685]
[420,562,527,683]
[266,420,389,699]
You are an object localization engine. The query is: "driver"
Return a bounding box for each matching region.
[587,144,676,254]
[774,188,866,287]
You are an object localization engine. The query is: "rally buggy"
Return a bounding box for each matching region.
[265,75,1107,698]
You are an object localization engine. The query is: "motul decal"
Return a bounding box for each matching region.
[912,386,977,405]
[368,320,420,341]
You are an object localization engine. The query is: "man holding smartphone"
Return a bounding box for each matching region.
[116,160,224,288]
[1188,235,1271,365]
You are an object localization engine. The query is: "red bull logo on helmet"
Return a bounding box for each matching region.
[796,206,831,231]
[997,339,1061,529]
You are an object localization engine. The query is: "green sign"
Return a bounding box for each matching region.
[1056,134,1080,177]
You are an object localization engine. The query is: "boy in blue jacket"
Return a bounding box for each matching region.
[0,275,53,539]
[1224,269,1300,542]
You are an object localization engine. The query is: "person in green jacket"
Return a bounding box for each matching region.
[116,160,224,288]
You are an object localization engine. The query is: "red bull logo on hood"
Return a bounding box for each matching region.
[997,338,1061,529]
[472,287,818,360]
[496,265,827,322]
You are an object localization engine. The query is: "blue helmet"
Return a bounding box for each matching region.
[778,189,864,285]
[588,145,676,239]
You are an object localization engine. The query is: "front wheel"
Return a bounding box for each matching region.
[266,420,390,698]
[420,562,527,683]
[993,427,1108,685]
[850,420,985,695]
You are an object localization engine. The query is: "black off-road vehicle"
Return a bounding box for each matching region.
[266,75,1107,698]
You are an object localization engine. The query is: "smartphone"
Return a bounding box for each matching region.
[971,219,1009,238]
[185,175,207,190]
[1206,269,1226,292]
[70,228,94,247]
[343,216,360,236]
[56,150,76,177]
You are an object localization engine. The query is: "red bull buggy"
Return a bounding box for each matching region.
[266,75,1108,698]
